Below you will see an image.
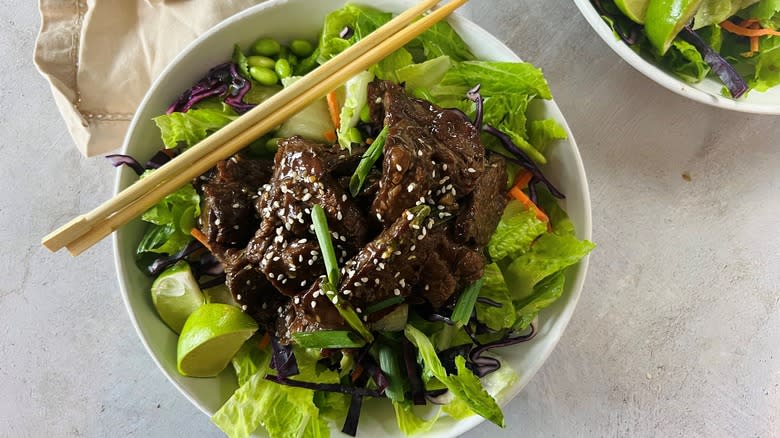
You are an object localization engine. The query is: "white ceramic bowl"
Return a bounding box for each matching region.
[573,0,780,114]
[113,0,592,436]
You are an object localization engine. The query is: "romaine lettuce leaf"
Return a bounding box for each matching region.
[475,263,516,331]
[502,232,595,301]
[395,56,453,91]
[415,21,475,62]
[136,174,200,256]
[404,325,504,427]
[693,0,761,29]
[431,61,552,102]
[153,105,237,149]
[338,70,374,150]
[513,271,566,331]
[659,39,711,83]
[487,200,547,261]
[749,40,780,91]
[212,346,339,438]
[442,360,517,420]
[318,4,391,63]
[746,0,780,28]
[392,401,442,436]
[372,47,414,83]
[528,119,568,155]
[231,340,268,387]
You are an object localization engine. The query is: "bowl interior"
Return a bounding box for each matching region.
[572,0,780,114]
[113,0,592,436]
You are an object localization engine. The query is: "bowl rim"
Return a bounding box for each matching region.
[112,0,593,436]
[572,0,780,115]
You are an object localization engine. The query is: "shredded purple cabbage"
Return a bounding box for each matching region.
[265,376,386,397]
[105,154,145,176]
[679,26,748,98]
[198,274,226,290]
[466,84,484,128]
[402,338,426,405]
[342,393,363,436]
[482,124,565,199]
[590,0,640,44]
[145,150,173,169]
[475,297,502,308]
[270,336,299,378]
[147,240,203,276]
[198,252,225,276]
[167,62,257,114]
[469,324,538,377]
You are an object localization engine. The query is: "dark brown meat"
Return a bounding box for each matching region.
[244,137,369,296]
[221,249,287,331]
[199,156,273,249]
[367,81,485,224]
[453,154,508,247]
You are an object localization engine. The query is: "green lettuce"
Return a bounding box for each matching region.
[213,346,340,438]
[746,0,780,27]
[318,4,391,63]
[442,361,517,420]
[502,232,595,301]
[414,21,475,62]
[513,271,566,331]
[136,174,200,256]
[395,56,453,91]
[392,402,442,436]
[487,200,547,261]
[431,61,552,102]
[404,325,504,427]
[659,39,711,83]
[338,70,374,150]
[475,263,516,331]
[372,47,414,83]
[528,119,568,156]
[153,104,238,149]
[749,39,780,91]
[694,0,761,29]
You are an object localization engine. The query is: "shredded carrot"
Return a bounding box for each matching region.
[351,364,365,383]
[326,91,341,129]
[513,170,533,190]
[739,18,760,28]
[509,187,549,223]
[162,148,176,159]
[323,130,337,143]
[366,137,374,145]
[190,227,213,252]
[751,36,760,53]
[720,20,780,37]
[258,332,271,350]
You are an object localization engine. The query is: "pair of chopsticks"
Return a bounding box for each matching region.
[42,0,469,256]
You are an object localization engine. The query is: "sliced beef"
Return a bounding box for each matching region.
[276,281,349,343]
[367,81,485,224]
[199,156,273,249]
[221,248,287,331]
[245,137,369,296]
[453,154,508,247]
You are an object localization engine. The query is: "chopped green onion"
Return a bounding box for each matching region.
[377,342,405,401]
[349,125,389,197]
[311,204,340,285]
[321,280,374,342]
[292,330,366,349]
[365,296,405,315]
[450,279,484,327]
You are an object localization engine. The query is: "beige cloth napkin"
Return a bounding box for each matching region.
[34,0,268,157]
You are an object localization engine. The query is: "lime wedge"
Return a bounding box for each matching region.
[645,0,704,54]
[151,261,205,334]
[203,284,239,307]
[614,0,650,23]
[177,303,258,377]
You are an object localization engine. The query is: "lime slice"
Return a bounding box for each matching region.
[177,303,258,377]
[151,261,205,334]
[645,0,704,54]
[614,0,650,23]
[203,284,239,307]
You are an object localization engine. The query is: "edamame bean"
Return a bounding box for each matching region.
[247,55,276,69]
[290,39,314,57]
[252,38,281,56]
[274,59,292,79]
[249,66,279,85]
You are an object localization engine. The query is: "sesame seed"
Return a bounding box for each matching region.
[282,278,288,284]
[408,255,417,260]
[294,296,300,304]
[337,211,343,220]
[355,282,362,287]
[467,167,476,173]
[356,307,362,313]
[410,245,416,252]
[298,255,303,263]
[396,164,403,172]
[265,252,273,260]
[246,280,251,286]
[375,278,380,285]
[233,225,240,230]
[311,301,317,309]
[394,272,400,278]
[214,219,221,226]
[379,262,385,270]
[273,256,280,262]
[393,250,401,256]
[242,305,248,311]
[277,306,283,314]
[269,273,276,279]
[407,183,416,192]
[333,296,339,304]
[274,235,284,243]
[342,194,348,202]
[343,290,351,295]
[262,302,268,309]
[302,193,312,202]
[376,213,382,221]
[236,294,242,301]
[411,224,420,230]
[399,279,406,287]
[301,280,307,287]
[442,164,448,171]
[300,238,308,244]
[406,212,414,220]
[361,277,369,283]
[394,289,401,296]
[424,284,430,291]
[308,259,314,266]
[340,235,347,242]
[417,150,423,157]
[363,316,369,321]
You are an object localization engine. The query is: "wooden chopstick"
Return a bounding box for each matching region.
[45,0,469,256]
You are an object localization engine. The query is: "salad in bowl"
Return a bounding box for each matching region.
[575,0,780,112]
[112,1,593,437]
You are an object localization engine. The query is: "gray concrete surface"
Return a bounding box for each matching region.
[2,1,778,437]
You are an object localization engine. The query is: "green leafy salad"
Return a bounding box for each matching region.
[593,0,780,98]
[111,4,594,438]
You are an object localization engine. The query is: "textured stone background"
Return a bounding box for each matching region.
[2,1,778,437]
